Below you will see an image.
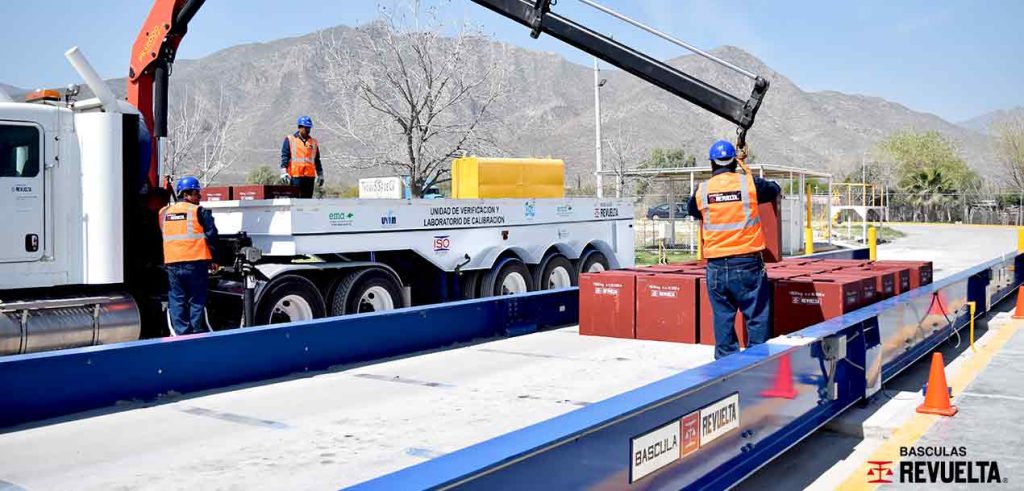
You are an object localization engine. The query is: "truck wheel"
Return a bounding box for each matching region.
[331,268,403,315]
[578,250,610,275]
[480,258,534,297]
[255,275,326,326]
[460,271,482,299]
[534,254,577,290]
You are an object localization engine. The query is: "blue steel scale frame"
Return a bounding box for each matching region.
[1,248,1021,490]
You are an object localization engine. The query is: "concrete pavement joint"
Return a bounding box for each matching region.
[178,406,289,430]
[351,373,454,388]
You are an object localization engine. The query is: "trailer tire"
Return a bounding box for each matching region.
[255,275,326,326]
[578,250,610,275]
[480,257,534,297]
[534,254,577,290]
[460,271,482,299]
[331,268,403,315]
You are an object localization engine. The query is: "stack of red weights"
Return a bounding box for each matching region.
[579,257,932,345]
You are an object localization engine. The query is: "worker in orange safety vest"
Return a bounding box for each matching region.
[160,176,219,335]
[687,140,781,359]
[280,115,324,198]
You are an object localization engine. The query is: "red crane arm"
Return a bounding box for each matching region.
[126,0,203,189]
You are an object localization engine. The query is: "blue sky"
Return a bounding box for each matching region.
[1,0,1020,122]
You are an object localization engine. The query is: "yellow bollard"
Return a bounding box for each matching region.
[868,226,877,261]
[968,301,976,352]
[696,226,703,260]
[1018,227,1024,254]
[804,227,815,255]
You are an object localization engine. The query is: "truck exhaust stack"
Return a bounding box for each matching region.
[65,46,119,112]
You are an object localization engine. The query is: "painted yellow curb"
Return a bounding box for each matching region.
[835,317,1022,491]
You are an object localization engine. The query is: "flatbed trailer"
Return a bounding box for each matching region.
[204,197,633,328]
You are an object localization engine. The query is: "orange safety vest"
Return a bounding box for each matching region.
[696,171,766,259]
[286,134,319,178]
[159,202,212,264]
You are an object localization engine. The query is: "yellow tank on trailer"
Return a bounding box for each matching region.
[451,157,565,199]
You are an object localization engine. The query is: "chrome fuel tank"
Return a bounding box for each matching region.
[0,294,140,355]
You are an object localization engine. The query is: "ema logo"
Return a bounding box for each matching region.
[867,447,1007,485]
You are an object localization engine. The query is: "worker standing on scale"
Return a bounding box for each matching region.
[688,140,781,359]
[280,115,324,198]
[160,176,219,335]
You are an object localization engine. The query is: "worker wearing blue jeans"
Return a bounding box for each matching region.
[688,140,780,359]
[160,176,219,335]
[705,256,771,359]
[165,261,210,334]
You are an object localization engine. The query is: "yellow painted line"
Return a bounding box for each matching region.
[835,318,1022,491]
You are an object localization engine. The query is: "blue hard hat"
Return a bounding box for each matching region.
[297,116,313,128]
[709,140,736,161]
[175,176,201,194]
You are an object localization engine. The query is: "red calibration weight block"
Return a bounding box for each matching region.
[233,185,300,200]
[579,271,639,339]
[876,260,933,289]
[635,273,699,343]
[773,275,863,335]
[693,274,747,347]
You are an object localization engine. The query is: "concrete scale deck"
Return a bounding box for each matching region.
[0,326,715,490]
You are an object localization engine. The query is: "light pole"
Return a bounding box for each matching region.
[594,57,607,198]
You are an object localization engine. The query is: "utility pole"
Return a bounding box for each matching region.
[593,57,606,199]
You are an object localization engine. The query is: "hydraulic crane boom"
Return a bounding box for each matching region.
[126,0,769,189]
[127,0,206,190]
[471,0,769,142]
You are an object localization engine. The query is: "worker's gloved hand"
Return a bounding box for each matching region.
[208,263,219,274]
[317,175,325,187]
[280,171,290,184]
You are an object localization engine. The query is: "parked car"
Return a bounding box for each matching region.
[646,203,689,219]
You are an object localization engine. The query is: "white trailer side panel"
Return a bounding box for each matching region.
[207,198,634,271]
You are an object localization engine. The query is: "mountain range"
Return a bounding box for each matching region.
[2,24,1012,184]
[958,107,1024,135]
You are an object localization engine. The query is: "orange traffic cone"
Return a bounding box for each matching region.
[1013,286,1024,319]
[761,353,798,399]
[916,352,958,416]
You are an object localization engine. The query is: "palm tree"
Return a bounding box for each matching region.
[902,167,955,222]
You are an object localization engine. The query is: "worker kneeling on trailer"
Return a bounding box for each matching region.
[281,115,324,198]
[160,176,219,335]
[688,140,781,359]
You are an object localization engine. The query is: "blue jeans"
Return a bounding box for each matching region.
[291,177,315,198]
[706,255,771,359]
[166,260,209,335]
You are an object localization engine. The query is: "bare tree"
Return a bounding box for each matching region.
[604,125,646,198]
[993,116,1024,190]
[167,83,256,185]
[314,1,508,197]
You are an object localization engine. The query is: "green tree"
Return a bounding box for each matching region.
[247,165,280,185]
[634,148,698,198]
[877,130,977,188]
[876,130,979,222]
[318,184,359,199]
[641,148,697,169]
